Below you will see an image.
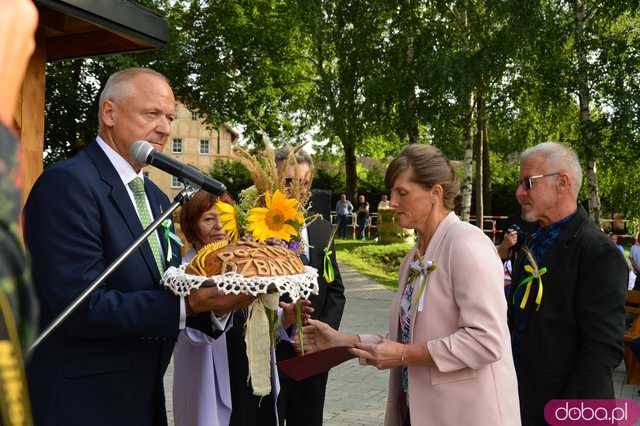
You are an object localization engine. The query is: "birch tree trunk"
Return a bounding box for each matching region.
[474,94,484,231]
[575,0,601,226]
[461,91,475,222]
[402,0,418,144]
[460,5,474,222]
[481,103,491,217]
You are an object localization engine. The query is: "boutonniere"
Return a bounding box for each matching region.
[160,219,183,262]
[320,225,338,284]
[512,247,547,311]
[407,252,437,312]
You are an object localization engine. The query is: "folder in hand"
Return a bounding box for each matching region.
[276,346,356,381]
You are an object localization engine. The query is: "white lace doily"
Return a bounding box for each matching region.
[161,264,319,303]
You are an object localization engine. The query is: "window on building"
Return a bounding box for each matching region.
[171,176,183,188]
[172,138,183,153]
[192,111,199,121]
[200,139,210,154]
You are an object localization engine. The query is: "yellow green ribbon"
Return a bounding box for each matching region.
[295,301,304,355]
[161,219,183,262]
[512,265,547,311]
[322,247,335,283]
[414,273,429,306]
[413,261,437,309]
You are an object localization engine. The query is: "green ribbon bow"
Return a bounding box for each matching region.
[512,265,547,311]
[322,247,335,284]
[161,219,183,262]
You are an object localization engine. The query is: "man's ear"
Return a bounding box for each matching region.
[558,173,571,193]
[101,100,116,127]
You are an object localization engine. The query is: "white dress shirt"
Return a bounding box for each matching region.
[96,136,187,329]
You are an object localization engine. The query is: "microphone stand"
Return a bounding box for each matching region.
[28,183,200,356]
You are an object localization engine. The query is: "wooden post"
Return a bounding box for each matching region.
[16,35,46,208]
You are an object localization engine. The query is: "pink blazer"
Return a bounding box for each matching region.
[361,212,521,426]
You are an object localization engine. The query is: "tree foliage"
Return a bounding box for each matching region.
[42,0,640,221]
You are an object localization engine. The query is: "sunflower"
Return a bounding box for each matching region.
[246,190,303,242]
[215,201,240,242]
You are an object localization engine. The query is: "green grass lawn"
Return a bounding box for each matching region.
[334,239,413,290]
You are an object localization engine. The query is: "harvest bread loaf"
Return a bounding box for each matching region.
[187,240,305,278]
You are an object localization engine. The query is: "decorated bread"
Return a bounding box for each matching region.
[187,239,304,278]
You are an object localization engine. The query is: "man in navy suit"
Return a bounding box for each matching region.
[24,68,224,426]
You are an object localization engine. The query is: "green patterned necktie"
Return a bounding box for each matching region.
[128,177,164,274]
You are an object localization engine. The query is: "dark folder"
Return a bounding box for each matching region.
[276,346,356,381]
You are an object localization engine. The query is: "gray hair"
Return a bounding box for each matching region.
[520,142,583,197]
[275,147,313,168]
[98,68,169,127]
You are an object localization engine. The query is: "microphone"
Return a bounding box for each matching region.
[130,140,227,195]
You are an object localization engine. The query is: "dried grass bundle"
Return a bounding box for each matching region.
[232,146,279,196]
[232,143,314,211]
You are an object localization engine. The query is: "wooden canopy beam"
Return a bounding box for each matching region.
[15,0,169,209]
[47,30,149,61]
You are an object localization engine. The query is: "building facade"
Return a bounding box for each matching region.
[146,102,238,199]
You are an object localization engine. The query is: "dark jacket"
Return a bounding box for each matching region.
[275,218,345,426]
[227,218,345,426]
[508,207,627,425]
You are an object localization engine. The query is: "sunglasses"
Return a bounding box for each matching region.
[284,177,310,187]
[517,172,560,190]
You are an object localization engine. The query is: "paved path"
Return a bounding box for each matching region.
[614,361,640,402]
[322,264,392,426]
[163,262,393,425]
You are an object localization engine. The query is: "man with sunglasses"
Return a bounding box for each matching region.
[274,147,345,426]
[508,142,626,425]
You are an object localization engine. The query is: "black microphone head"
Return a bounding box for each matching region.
[130,140,154,163]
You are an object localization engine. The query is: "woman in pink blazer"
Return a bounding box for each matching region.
[300,144,521,426]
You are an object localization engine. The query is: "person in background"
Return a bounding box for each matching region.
[356,194,370,240]
[0,1,39,425]
[497,227,519,261]
[335,193,354,239]
[509,142,626,425]
[274,147,345,426]
[377,194,390,210]
[498,227,519,296]
[610,233,624,255]
[630,232,640,290]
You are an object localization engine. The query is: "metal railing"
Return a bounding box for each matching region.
[330,212,379,239]
[329,211,635,242]
[330,211,513,242]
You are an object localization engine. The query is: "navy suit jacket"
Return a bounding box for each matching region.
[24,142,184,426]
